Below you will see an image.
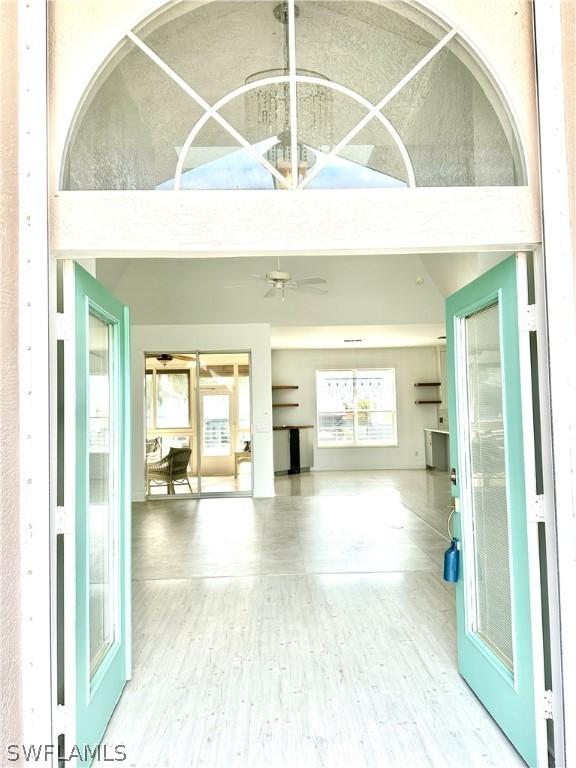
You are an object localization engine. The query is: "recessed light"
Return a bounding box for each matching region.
[344,339,363,343]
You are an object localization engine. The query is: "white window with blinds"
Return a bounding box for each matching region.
[316,369,397,447]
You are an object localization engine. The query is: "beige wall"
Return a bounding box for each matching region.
[0,0,22,751]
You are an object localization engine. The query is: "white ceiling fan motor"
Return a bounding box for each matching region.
[266,270,293,285]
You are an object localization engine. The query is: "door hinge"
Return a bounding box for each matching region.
[529,494,545,523]
[521,305,537,333]
[55,312,72,341]
[539,690,553,720]
[55,505,73,535]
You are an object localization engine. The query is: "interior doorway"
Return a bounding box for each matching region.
[45,0,565,762]
[145,351,253,497]
[52,249,553,767]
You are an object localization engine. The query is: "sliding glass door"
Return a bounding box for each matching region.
[144,352,252,496]
[145,354,199,494]
[199,353,252,493]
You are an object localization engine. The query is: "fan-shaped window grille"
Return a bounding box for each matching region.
[62,0,526,191]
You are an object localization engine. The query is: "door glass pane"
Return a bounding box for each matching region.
[465,301,514,671]
[145,355,198,495]
[237,374,251,451]
[145,372,153,429]
[88,312,115,678]
[156,371,190,428]
[199,353,252,494]
[203,395,231,456]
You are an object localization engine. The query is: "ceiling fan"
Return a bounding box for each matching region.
[154,353,195,365]
[229,258,328,300]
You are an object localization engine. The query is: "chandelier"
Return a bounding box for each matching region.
[244,2,334,187]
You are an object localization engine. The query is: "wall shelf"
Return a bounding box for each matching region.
[414,381,441,405]
[272,385,299,410]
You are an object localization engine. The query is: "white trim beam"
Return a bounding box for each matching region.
[51,187,541,256]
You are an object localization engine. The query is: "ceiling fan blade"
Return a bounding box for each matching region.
[172,354,195,361]
[250,274,270,282]
[264,286,277,298]
[223,283,257,289]
[294,277,327,286]
[293,285,328,295]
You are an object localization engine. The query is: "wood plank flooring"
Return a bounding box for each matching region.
[102,470,525,768]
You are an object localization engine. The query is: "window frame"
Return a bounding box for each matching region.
[146,367,192,431]
[315,368,398,448]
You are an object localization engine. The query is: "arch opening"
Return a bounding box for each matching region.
[61,0,527,192]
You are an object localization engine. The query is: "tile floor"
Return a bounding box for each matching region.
[102,470,525,768]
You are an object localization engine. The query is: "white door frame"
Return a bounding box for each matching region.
[17,2,575,767]
[533,1,576,765]
[17,0,53,755]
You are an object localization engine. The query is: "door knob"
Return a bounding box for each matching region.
[450,467,457,486]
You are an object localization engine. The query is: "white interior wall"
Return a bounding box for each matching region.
[131,323,274,499]
[271,347,440,471]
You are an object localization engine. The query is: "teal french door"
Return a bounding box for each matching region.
[446,256,544,767]
[73,264,131,761]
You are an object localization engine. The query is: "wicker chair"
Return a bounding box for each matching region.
[146,437,162,463]
[146,447,192,495]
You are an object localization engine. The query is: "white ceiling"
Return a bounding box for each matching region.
[95,251,510,349]
[271,324,446,350]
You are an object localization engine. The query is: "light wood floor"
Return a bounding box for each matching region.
[102,470,525,768]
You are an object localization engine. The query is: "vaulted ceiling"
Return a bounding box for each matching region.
[95,251,510,347]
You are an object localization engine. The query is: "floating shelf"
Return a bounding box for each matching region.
[415,400,442,405]
[272,385,299,390]
[273,403,299,408]
[414,382,441,387]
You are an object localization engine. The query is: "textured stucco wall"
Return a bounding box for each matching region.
[0,0,22,751]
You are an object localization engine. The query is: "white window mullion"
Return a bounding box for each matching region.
[287,0,298,189]
[316,369,397,447]
[298,29,456,190]
[126,31,291,190]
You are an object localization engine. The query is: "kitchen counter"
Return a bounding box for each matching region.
[424,429,450,470]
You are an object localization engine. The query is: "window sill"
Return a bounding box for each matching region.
[317,442,399,449]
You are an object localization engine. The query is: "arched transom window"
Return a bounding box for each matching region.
[62,0,526,191]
